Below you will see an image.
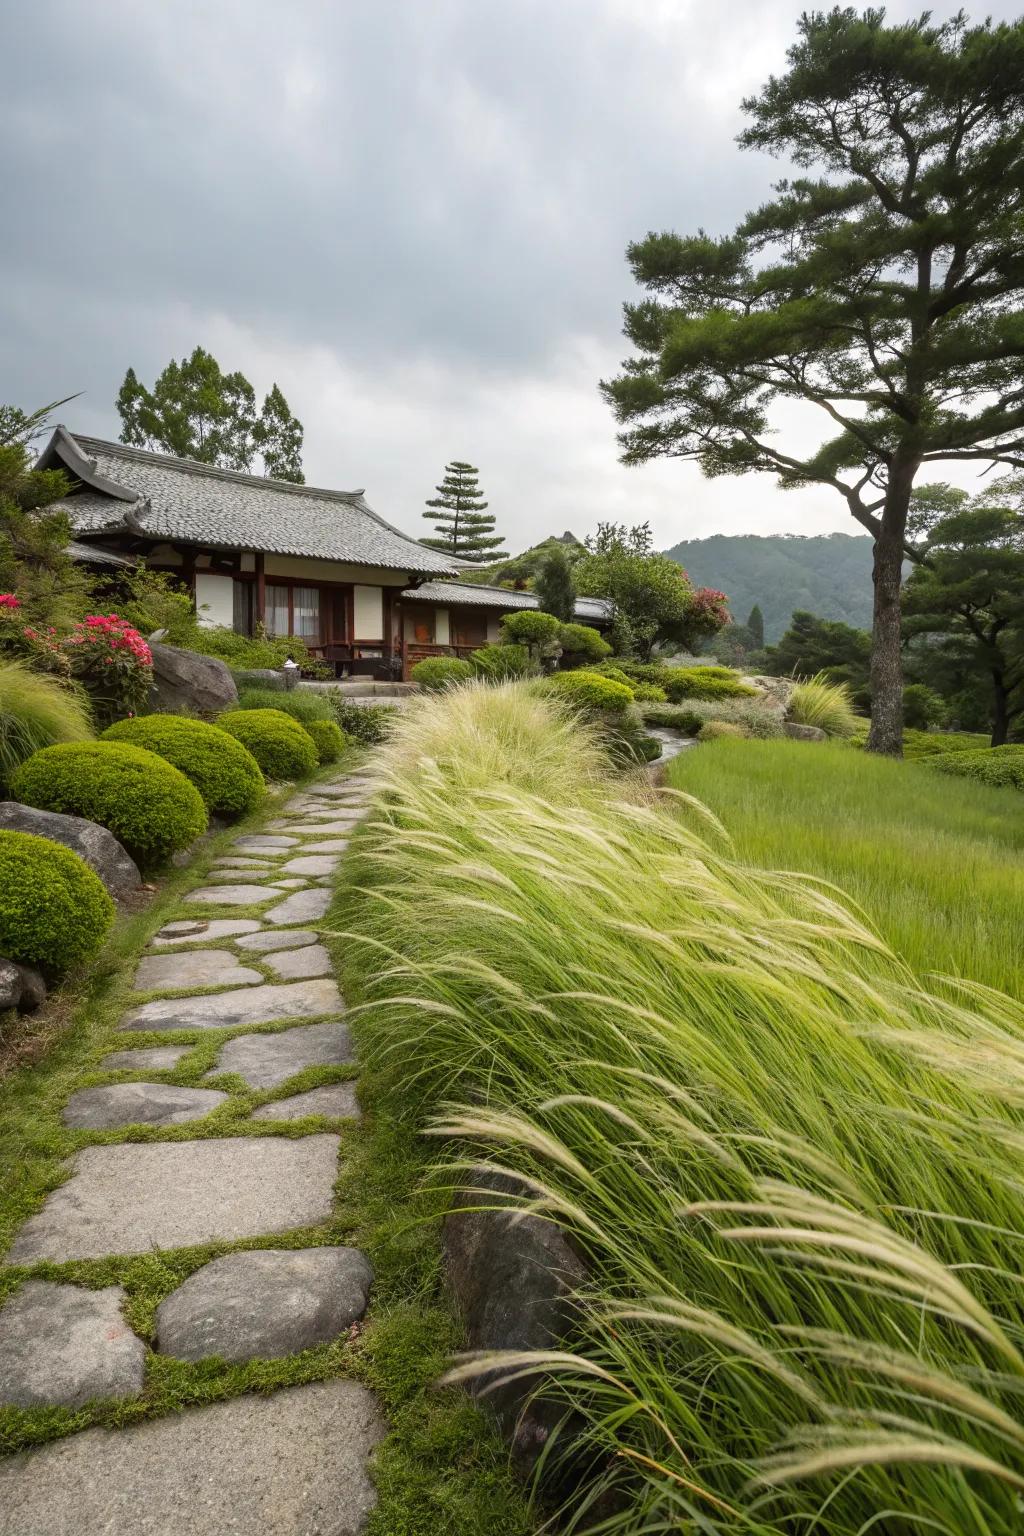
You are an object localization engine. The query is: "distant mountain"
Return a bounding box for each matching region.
[664,532,875,641]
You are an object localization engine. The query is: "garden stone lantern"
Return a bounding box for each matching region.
[282,656,300,692]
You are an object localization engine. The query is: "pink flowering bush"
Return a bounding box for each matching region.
[63,614,153,724]
[0,594,70,677]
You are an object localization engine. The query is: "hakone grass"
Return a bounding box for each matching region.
[0,760,533,1536]
[667,736,1024,998]
[333,680,1024,1535]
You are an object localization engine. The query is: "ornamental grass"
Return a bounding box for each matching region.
[337,681,1024,1534]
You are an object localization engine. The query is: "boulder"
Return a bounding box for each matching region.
[148,643,238,717]
[0,960,22,1011]
[443,1170,587,1469]
[745,675,795,714]
[12,963,46,1013]
[0,802,140,897]
[783,721,828,742]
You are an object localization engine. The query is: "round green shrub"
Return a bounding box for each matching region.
[469,644,532,680]
[410,657,475,691]
[631,682,668,703]
[0,829,115,975]
[304,718,347,764]
[11,741,207,869]
[103,715,265,818]
[217,708,318,781]
[663,666,756,704]
[546,670,635,715]
[500,610,562,648]
[557,622,612,666]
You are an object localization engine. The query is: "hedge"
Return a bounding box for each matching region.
[11,741,206,869]
[217,708,319,781]
[304,718,347,764]
[410,657,475,691]
[927,744,1024,792]
[0,829,114,975]
[545,670,635,715]
[103,714,264,818]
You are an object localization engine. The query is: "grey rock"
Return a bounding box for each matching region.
[265,943,332,980]
[0,959,22,1010]
[312,782,372,799]
[234,834,299,850]
[62,1082,228,1130]
[0,1379,384,1536]
[274,877,309,889]
[8,1135,341,1262]
[253,1083,360,1122]
[149,642,238,717]
[207,1021,353,1089]
[12,962,46,1012]
[0,800,141,897]
[156,1247,373,1362]
[134,950,262,991]
[185,883,284,906]
[297,838,352,852]
[282,855,340,876]
[444,1170,587,1467]
[150,918,261,947]
[210,856,272,870]
[783,721,828,742]
[0,1282,145,1408]
[100,1046,190,1072]
[236,929,317,953]
[121,978,343,1032]
[265,888,333,925]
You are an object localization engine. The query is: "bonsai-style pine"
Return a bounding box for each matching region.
[421,461,505,562]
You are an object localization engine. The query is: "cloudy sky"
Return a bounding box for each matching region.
[4,1,1016,554]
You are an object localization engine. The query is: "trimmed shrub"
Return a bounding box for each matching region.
[901,729,990,759]
[327,696,398,744]
[103,714,264,818]
[928,744,1024,792]
[662,666,757,704]
[304,717,347,764]
[0,829,114,975]
[11,741,206,869]
[698,720,747,741]
[631,682,668,703]
[469,643,532,681]
[593,663,635,688]
[545,670,635,715]
[558,622,612,667]
[218,708,319,781]
[235,687,334,724]
[410,657,475,691]
[643,700,783,740]
[0,660,93,794]
[500,609,562,649]
[788,671,860,737]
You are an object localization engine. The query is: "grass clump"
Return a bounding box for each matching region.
[697,718,745,740]
[788,671,860,736]
[103,714,264,818]
[928,744,1024,791]
[11,741,206,869]
[0,660,93,793]
[0,830,113,974]
[217,708,318,781]
[338,683,1024,1533]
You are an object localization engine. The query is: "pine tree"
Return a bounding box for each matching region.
[746,604,764,650]
[534,545,576,622]
[421,461,505,562]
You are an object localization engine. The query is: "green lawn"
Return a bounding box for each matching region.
[668,737,1024,997]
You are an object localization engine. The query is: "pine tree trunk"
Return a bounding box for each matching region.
[991,673,1009,747]
[866,462,915,757]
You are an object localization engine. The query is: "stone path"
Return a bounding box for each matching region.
[0,767,384,1534]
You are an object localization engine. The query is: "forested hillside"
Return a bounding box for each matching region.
[665,532,874,640]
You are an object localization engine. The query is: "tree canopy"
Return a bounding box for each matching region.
[533,544,577,622]
[762,608,872,699]
[117,347,305,483]
[603,7,1024,753]
[574,522,728,661]
[0,402,88,628]
[421,461,505,562]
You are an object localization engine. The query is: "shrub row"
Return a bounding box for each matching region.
[928,743,1024,791]
[104,715,265,817]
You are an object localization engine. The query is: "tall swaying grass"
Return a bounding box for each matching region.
[336,683,1024,1534]
[0,660,93,792]
[788,672,860,737]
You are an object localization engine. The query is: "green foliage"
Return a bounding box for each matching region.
[788,671,860,737]
[117,347,305,482]
[11,741,206,869]
[409,657,475,691]
[928,745,1024,793]
[94,566,198,646]
[343,690,1024,1531]
[303,718,346,765]
[661,665,756,704]
[644,698,785,739]
[697,719,746,741]
[574,523,727,661]
[63,615,154,725]
[544,669,634,716]
[457,532,586,590]
[499,608,561,649]
[421,460,504,562]
[761,608,872,699]
[217,708,318,781]
[556,621,611,667]
[185,625,330,678]
[533,544,576,622]
[0,401,90,629]
[0,829,113,975]
[630,681,667,703]
[746,602,764,649]
[326,696,398,745]
[0,660,93,794]
[467,643,531,681]
[102,715,264,818]
[900,729,990,760]
[902,683,949,731]
[235,686,334,723]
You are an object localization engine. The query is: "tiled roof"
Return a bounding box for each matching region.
[67,540,133,567]
[40,429,461,576]
[404,580,613,623]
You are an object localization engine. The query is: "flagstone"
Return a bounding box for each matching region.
[62,1082,228,1130]
[150,919,261,947]
[100,1046,191,1072]
[0,1283,145,1408]
[134,950,262,991]
[120,978,342,1032]
[264,888,333,925]
[282,855,340,876]
[234,834,299,850]
[206,1021,352,1090]
[185,884,284,906]
[252,1082,359,1122]
[236,929,317,953]
[264,943,332,980]
[295,838,352,852]
[8,1135,341,1262]
[210,856,273,870]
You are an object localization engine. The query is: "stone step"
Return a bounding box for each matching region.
[101,1045,191,1072]
[264,888,333,926]
[205,1021,353,1089]
[236,929,318,953]
[0,1282,145,1409]
[185,884,285,906]
[62,1082,228,1130]
[134,950,262,991]
[252,1082,359,1122]
[9,1135,341,1263]
[120,978,343,1033]
[0,1380,384,1535]
[234,834,300,850]
[265,944,332,980]
[149,919,262,948]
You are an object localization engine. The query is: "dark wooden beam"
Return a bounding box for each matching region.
[255,551,266,629]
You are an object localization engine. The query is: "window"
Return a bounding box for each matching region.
[232,580,253,636]
[292,586,320,640]
[265,584,290,637]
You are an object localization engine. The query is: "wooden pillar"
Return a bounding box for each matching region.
[255,551,266,632]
